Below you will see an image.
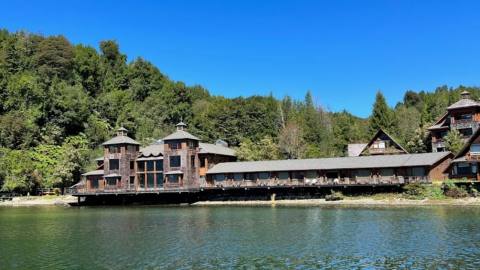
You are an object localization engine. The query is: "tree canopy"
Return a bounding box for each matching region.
[0,29,477,192]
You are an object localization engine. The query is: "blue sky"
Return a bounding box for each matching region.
[3,0,480,117]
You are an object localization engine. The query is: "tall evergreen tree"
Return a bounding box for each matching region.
[369,91,395,134]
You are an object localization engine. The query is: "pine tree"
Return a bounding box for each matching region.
[369,91,395,134]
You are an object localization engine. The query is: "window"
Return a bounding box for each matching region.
[147,173,155,188]
[456,163,473,175]
[411,167,425,177]
[188,141,196,149]
[234,173,243,181]
[245,173,257,181]
[471,144,480,154]
[214,174,226,181]
[258,172,270,180]
[278,172,289,180]
[380,168,394,177]
[156,173,163,187]
[170,156,181,167]
[326,171,338,179]
[200,157,206,168]
[109,159,119,170]
[91,178,99,188]
[168,174,179,183]
[458,114,473,121]
[127,145,138,152]
[139,174,145,188]
[306,171,317,179]
[130,161,134,170]
[147,161,155,171]
[155,160,163,171]
[109,146,120,154]
[106,178,117,186]
[355,169,371,177]
[191,156,195,167]
[169,142,181,150]
[137,161,145,171]
[130,176,135,186]
[292,171,305,180]
[459,128,473,137]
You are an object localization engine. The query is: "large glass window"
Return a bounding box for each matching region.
[147,173,155,188]
[292,171,305,180]
[137,161,145,171]
[139,174,145,188]
[355,169,371,177]
[155,160,163,171]
[109,159,119,170]
[459,128,473,137]
[380,168,394,177]
[411,167,425,177]
[245,173,257,181]
[169,142,181,150]
[156,173,163,187]
[108,146,120,154]
[147,161,155,171]
[170,156,181,167]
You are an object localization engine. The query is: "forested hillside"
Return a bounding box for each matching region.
[0,30,478,193]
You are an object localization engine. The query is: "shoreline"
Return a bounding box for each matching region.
[0,195,77,207]
[192,197,480,207]
[2,195,480,207]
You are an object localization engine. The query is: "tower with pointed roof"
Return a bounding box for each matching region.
[429,90,480,152]
[102,127,140,190]
[162,122,201,188]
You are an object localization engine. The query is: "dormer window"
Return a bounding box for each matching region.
[373,141,386,149]
[471,144,480,155]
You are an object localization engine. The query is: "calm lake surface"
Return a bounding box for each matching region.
[1,205,480,269]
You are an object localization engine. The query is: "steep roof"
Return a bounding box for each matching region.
[102,135,140,146]
[360,128,408,155]
[207,152,452,174]
[428,113,449,130]
[199,143,236,157]
[347,143,367,157]
[162,130,200,141]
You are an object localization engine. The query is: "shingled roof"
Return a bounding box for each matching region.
[102,135,140,146]
[207,152,452,174]
[199,143,236,157]
[162,130,200,141]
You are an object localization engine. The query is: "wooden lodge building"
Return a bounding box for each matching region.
[429,90,480,152]
[74,121,454,203]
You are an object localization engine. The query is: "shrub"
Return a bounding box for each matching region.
[442,181,468,198]
[325,190,344,201]
[53,188,61,196]
[402,183,427,199]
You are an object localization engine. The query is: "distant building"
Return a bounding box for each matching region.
[347,129,408,157]
[429,91,480,152]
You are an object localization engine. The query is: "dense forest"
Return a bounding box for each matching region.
[0,30,478,193]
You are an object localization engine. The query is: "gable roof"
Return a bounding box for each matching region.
[360,128,408,155]
[162,130,200,141]
[139,144,164,157]
[207,152,452,174]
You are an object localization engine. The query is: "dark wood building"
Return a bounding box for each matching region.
[429,91,480,152]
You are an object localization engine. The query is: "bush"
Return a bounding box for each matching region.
[53,188,61,196]
[402,183,427,199]
[442,181,469,198]
[325,190,344,201]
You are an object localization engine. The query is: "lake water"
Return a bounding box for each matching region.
[1,205,480,269]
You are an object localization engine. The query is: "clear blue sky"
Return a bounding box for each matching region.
[3,0,480,117]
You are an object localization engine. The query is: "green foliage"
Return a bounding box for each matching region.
[444,129,464,154]
[1,28,480,193]
[236,136,280,161]
[369,91,395,134]
[403,183,428,199]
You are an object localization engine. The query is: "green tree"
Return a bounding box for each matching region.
[444,129,464,154]
[236,136,280,161]
[369,91,395,134]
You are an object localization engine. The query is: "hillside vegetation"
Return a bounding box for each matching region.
[0,29,477,192]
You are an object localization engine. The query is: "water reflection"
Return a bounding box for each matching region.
[1,206,480,269]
